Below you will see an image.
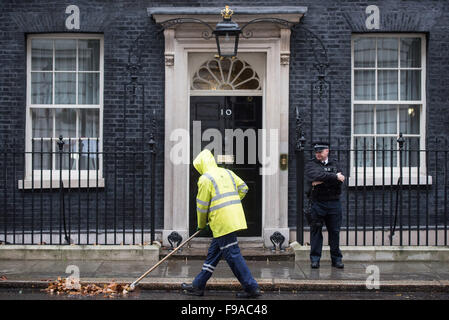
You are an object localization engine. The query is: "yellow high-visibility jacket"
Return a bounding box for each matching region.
[193,149,249,238]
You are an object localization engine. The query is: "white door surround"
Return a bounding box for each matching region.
[149,8,305,247]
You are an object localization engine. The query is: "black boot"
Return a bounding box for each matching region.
[236,288,262,299]
[311,261,320,269]
[181,283,204,296]
[332,261,344,269]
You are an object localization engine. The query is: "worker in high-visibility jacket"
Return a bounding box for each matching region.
[181,149,261,298]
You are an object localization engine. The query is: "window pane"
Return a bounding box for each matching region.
[79,109,99,138]
[399,105,420,134]
[32,108,53,138]
[78,40,100,71]
[378,70,398,100]
[208,59,222,81]
[401,70,421,100]
[31,39,53,71]
[32,139,52,170]
[31,72,52,104]
[354,38,376,68]
[354,70,375,100]
[377,38,398,68]
[354,137,374,167]
[79,139,98,170]
[55,73,76,104]
[78,73,99,104]
[354,105,374,134]
[55,109,76,138]
[402,137,420,167]
[192,79,212,90]
[376,105,397,134]
[55,139,77,170]
[376,137,398,168]
[55,39,76,71]
[401,38,421,68]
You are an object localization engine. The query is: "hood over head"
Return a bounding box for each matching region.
[193,149,218,175]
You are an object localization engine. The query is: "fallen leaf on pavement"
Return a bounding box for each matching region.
[42,277,130,297]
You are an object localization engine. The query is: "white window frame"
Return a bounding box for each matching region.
[350,33,430,186]
[21,33,104,189]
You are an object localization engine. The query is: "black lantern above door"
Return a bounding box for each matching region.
[213,6,241,58]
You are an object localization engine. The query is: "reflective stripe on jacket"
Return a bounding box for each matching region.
[193,149,248,238]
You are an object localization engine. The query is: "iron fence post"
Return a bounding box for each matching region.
[398,133,405,246]
[57,135,71,245]
[295,107,306,245]
[391,133,405,244]
[57,136,64,245]
[148,113,157,245]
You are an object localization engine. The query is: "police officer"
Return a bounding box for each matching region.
[305,141,345,269]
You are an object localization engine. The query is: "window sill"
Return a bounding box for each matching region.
[18,178,105,190]
[348,175,432,187]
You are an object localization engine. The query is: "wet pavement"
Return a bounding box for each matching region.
[0,259,448,294]
[1,259,448,281]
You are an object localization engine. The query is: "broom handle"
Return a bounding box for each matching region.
[130,230,202,287]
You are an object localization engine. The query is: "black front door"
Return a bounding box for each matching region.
[189,96,262,237]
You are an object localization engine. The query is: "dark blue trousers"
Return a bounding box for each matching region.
[192,232,259,292]
[310,200,343,264]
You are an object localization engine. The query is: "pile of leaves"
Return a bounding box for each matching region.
[42,277,131,297]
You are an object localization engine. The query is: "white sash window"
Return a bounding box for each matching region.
[351,34,427,185]
[23,34,104,188]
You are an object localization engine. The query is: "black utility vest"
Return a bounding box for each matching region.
[307,158,342,201]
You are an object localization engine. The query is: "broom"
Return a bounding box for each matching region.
[123,229,201,294]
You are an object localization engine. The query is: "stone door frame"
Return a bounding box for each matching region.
[152,11,304,247]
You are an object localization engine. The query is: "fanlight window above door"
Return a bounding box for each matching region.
[191,57,261,91]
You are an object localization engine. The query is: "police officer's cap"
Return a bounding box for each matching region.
[312,141,330,152]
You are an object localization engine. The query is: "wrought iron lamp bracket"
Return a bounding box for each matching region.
[291,21,330,83]
[159,18,215,40]
[239,17,295,39]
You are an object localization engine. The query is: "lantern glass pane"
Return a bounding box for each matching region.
[217,33,237,57]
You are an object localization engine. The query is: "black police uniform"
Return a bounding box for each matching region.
[305,145,343,267]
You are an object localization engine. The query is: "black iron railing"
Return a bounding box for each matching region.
[0,137,157,245]
[2,134,449,246]
[296,135,449,246]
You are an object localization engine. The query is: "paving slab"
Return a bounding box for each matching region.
[31,260,103,276]
[360,261,433,272]
[357,262,439,281]
[296,261,367,281]
[423,262,449,280]
[94,260,166,278]
[0,260,40,275]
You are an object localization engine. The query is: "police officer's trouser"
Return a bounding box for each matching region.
[192,232,259,292]
[310,199,343,263]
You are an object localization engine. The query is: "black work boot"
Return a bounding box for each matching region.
[311,261,320,269]
[181,283,204,296]
[332,261,344,269]
[236,287,262,299]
